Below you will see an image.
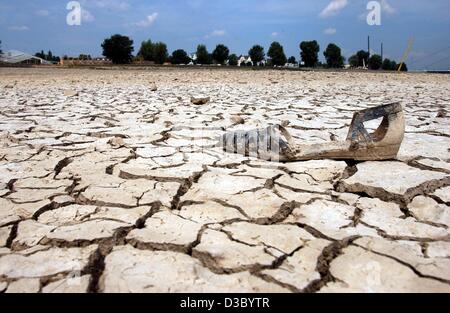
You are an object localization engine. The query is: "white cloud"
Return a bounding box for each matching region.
[205,29,226,39]
[324,27,337,35]
[271,32,279,37]
[35,9,50,17]
[81,9,95,22]
[211,30,226,37]
[381,0,396,14]
[319,0,348,18]
[358,0,396,22]
[133,13,159,27]
[8,25,29,31]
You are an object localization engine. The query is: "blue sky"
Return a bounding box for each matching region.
[1,0,449,70]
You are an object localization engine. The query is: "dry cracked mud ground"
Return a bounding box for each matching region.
[0,67,449,293]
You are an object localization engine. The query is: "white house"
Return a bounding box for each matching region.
[284,63,298,68]
[238,55,252,66]
[237,55,268,67]
[0,50,52,65]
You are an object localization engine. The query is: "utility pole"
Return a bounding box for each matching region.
[381,43,383,61]
[368,36,371,57]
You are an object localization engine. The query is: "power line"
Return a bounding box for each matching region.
[421,55,450,70]
[409,45,450,65]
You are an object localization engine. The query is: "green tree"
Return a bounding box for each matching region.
[382,58,397,70]
[288,56,297,64]
[390,60,398,70]
[323,43,344,68]
[268,42,287,66]
[348,50,370,67]
[358,50,370,67]
[196,44,212,65]
[300,40,320,67]
[368,54,382,70]
[171,49,190,65]
[138,40,168,64]
[102,34,134,64]
[34,50,60,63]
[248,45,265,66]
[138,40,154,61]
[382,58,390,70]
[228,54,238,66]
[348,55,359,67]
[152,42,168,64]
[212,44,230,65]
[81,54,91,61]
[349,50,370,67]
[35,50,45,59]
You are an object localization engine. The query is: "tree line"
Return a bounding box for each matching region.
[101,34,408,71]
[348,50,407,71]
[0,36,406,71]
[35,50,61,63]
[62,54,93,61]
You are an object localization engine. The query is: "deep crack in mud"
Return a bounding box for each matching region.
[0,67,449,293]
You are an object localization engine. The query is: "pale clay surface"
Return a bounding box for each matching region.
[0,67,449,293]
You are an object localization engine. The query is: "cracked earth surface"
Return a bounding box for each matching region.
[0,67,449,293]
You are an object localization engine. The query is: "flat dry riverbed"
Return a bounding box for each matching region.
[0,67,449,292]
